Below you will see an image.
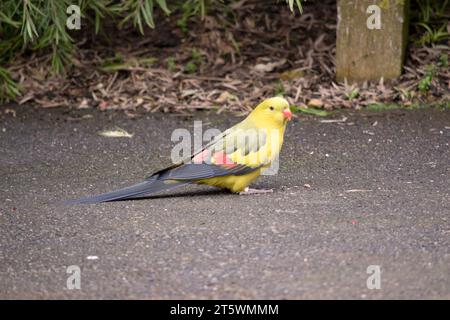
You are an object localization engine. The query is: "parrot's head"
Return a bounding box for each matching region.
[249,97,292,129]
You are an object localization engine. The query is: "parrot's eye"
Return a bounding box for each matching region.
[269,106,274,111]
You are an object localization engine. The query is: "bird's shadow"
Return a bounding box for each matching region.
[112,187,231,202]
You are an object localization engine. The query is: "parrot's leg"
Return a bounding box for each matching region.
[239,187,273,195]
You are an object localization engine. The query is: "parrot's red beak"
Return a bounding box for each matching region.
[282,108,292,121]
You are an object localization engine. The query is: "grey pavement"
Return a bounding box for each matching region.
[0,105,449,299]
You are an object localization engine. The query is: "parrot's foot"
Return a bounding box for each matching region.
[239,187,273,195]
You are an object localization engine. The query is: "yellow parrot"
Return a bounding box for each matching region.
[67,97,292,204]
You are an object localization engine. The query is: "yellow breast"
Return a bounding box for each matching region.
[196,169,263,193]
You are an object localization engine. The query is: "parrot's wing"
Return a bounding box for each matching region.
[190,125,269,165]
[153,162,258,181]
[148,125,269,182]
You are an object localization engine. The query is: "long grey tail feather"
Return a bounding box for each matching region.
[65,179,189,205]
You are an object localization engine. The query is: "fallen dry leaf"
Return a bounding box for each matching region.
[319,116,348,123]
[66,114,93,121]
[253,59,286,73]
[307,98,324,108]
[215,91,236,103]
[78,98,90,109]
[98,101,109,110]
[98,127,134,138]
[4,109,16,117]
[280,69,304,81]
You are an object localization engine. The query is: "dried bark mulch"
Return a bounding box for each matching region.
[8,0,450,114]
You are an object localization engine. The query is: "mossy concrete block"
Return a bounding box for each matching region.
[336,0,409,82]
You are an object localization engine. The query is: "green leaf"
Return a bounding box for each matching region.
[0,66,20,100]
[293,106,329,117]
[286,0,303,14]
[184,61,197,74]
[0,11,21,28]
[156,0,171,15]
[142,0,155,29]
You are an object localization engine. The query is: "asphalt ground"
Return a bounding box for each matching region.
[0,105,449,299]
